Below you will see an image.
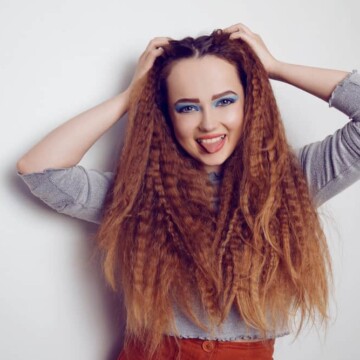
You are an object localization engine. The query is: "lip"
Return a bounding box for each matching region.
[196,133,226,140]
[196,135,226,154]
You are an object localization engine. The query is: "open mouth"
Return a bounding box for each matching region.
[196,134,226,154]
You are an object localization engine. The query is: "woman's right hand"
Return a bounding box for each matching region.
[126,37,172,94]
[16,38,174,174]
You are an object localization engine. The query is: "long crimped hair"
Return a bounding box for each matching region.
[95,29,332,359]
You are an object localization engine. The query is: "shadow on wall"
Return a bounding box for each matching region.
[6,168,126,360]
[11,65,133,359]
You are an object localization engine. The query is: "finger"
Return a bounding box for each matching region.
[133,47,165,81]
[137,37,168,61]
[229,30,250,40]
[144,47,165,67]
[223,23,245,32]
[223,23,253,36]
[145,37,172,52]
[237,23,253,34]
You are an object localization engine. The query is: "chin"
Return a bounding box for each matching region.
[198,157,228,172]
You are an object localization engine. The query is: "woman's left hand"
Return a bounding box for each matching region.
[223,23,280,78]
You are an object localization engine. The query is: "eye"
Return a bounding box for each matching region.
[175,104,199,113]
[216,98,236,107]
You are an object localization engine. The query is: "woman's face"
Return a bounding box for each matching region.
[166,55,245,173]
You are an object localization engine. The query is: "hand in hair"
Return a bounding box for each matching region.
[127,37,172,92]
[15,37,172,175]
[223,23,349,98]
[223,23,279,78]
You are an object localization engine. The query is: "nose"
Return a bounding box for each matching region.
[198,106,217,132]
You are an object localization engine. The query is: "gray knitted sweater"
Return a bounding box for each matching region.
[17,70,360,340]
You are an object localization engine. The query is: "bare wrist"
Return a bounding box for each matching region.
[268,60,284,80]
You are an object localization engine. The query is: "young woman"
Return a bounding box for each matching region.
[16,23,360,360]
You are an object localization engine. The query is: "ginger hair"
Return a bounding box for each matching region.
[95,30,332,359]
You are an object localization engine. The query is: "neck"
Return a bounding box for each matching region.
[203,164,223,176]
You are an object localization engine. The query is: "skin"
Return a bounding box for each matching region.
[166,55,246,174]
[17,27,346,175]
[17,21,349,345]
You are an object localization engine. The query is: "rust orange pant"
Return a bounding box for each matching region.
[117,336,275,360]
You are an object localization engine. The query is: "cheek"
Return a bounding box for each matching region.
[223,106,244,132]
[172,118,198,142]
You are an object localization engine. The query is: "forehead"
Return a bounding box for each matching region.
[166,55,243,100]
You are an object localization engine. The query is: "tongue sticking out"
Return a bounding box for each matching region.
[198,137,225,154]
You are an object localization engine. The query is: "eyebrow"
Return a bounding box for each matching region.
[174,90,238,105]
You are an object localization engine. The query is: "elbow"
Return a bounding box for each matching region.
[16,155,79,175]
[16,158,26,174]
[16,158,38,175]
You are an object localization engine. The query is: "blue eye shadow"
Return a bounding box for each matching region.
[174,93,239,113]
[211,94,239,108]
[174,103,201,113]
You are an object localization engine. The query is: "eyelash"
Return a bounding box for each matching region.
[178,105,198,113]
[216,98,236,106]
[177,97,236,113]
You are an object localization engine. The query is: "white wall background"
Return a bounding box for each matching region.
[2,0,360,359]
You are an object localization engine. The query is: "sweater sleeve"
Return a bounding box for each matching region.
[17,165,114,224]
[296,70,360,207]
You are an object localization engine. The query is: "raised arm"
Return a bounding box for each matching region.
[16,91,130,175]
[224,23,360,207]
[17,37,171,224]
[223,23,349,99]
[16,37,171,175]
